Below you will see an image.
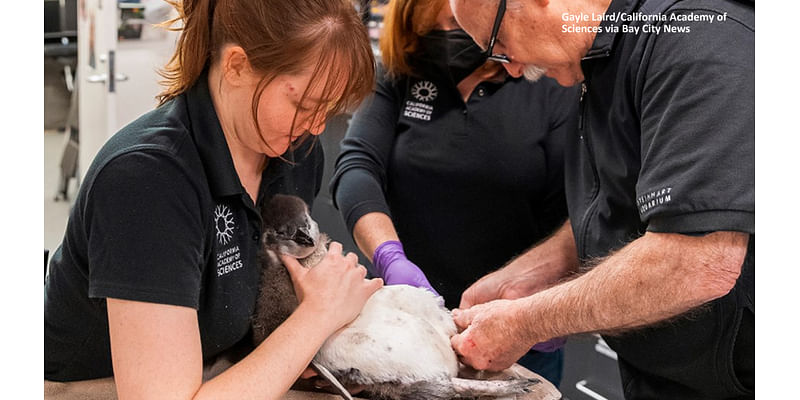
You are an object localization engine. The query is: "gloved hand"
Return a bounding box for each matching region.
[531,337,567,352]
[373,240,440,297]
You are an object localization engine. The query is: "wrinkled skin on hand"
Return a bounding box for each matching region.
[459,259,568,353]
[460,269,524,309]
[450,299,537,371]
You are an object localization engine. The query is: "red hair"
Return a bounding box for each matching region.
[379,0,446,78]
[158,0,375,153]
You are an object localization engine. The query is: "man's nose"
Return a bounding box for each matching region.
[503,62,525,78]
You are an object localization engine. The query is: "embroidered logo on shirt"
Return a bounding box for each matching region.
[214,204,236,245]
[402,100,434,121]
[216,245,243,277]
[214,203,244,277]
[403,81,437,121]
[411,81,438,102]
[637,187,673,215]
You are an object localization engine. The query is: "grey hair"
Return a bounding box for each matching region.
[523,65,547,81]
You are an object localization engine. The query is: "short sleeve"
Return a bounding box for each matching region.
[636,10,754,234]
[84,150,206,308]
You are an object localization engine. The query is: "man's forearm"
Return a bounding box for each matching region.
[516,231,749,343]
[502,221,579,290]
[459,221,579,309]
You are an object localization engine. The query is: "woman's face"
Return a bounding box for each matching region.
[231,65,333,158]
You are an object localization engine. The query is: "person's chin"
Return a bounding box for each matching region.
[263,142,289,158]
[523,64,547,82]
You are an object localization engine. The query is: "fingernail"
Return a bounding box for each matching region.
[452,309,461,317]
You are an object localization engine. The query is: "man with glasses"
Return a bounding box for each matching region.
[447,0,754,398]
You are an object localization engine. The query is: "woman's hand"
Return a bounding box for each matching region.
[372,240,440,296]
[282,241,383,331]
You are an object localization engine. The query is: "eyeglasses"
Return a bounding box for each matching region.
[485,0,510,64]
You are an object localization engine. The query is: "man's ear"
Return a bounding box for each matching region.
[220,45,254,87]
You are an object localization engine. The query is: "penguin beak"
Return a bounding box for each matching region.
[293,226,316,247]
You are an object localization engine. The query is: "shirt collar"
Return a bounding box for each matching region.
[184,72,245,198]
[184,72,307,201]
[583,0,639,59]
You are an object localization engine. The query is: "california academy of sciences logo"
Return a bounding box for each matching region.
[411,81,438,102]
[215,204,236,246]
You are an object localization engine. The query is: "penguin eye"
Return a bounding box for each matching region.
[264,228,278,242]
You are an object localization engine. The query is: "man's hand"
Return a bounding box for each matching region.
[453,231,750,372]
[459,267,532,309]
[459,222,577,309]
[459,278,567,353]
[450,299,537,371]
[458,223,578,355]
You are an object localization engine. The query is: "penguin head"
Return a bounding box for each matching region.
[260,194,320,259]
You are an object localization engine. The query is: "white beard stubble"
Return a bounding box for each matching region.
[523,64,547,81]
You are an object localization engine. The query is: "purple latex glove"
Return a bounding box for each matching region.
[531,337,567,352]
[373,240,440,297]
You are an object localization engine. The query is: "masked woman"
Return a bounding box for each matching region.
[330,0,579,386]
[44,0,382,398]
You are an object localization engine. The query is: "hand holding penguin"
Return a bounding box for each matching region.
[280,243,382,332]
[253,194,546,399]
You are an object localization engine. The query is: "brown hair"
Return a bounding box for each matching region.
[379,0,446,78]
[158,0,375,153]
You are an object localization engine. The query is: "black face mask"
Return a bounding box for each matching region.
[416,29,487,84]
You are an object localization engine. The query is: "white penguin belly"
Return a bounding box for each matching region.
[314,285,459,383]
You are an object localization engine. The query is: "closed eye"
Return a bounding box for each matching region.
[295,103,312,113]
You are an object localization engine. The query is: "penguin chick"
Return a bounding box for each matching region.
[253,195,541,400]
[251,194,329,345]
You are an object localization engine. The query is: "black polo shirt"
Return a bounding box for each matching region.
[566,0,754,397]
[44,75,323,381]
[331,64,578,309]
